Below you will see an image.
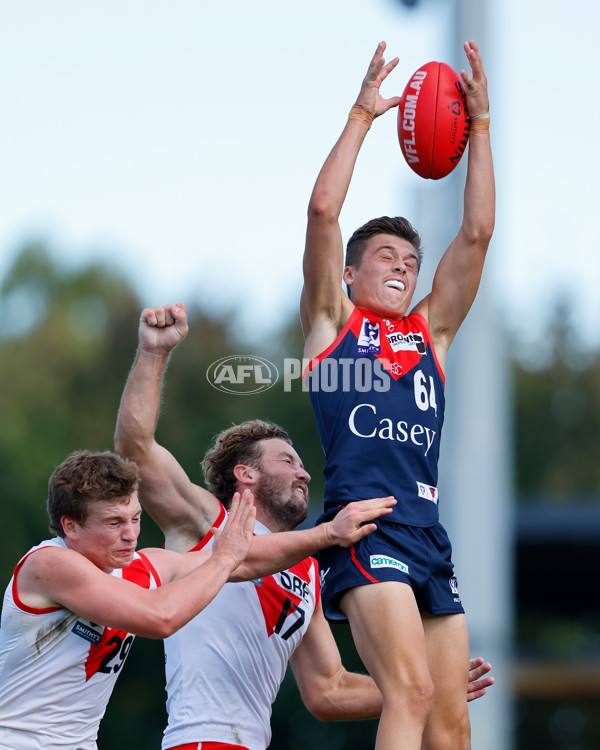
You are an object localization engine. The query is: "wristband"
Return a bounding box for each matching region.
[469,116,490,134]
[348,104,375,129]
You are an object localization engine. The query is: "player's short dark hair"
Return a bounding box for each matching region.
[47,450,140,537]
[202,420,292,507]
[345,216,423,271]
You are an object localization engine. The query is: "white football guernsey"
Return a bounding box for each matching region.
[162,510,320,750]
[0,537,161,750]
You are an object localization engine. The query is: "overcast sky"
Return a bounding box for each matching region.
[2,0,599,358]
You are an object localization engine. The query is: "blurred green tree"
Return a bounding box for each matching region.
[514,301,600,500]
[0,241,337,749]
[0,242,145,568]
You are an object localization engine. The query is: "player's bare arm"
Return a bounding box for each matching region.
[291,605,494,721]
[230,496,396,582]
[414,40,495,368]
[145,490,257,582]
[291,601,383,721]
[115,303,221,549]
[17,493,255,638]
[302,42,401,359]
[141,491,395,584]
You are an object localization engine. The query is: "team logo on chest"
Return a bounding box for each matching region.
[352,316,430,382]
[356,319,381,356]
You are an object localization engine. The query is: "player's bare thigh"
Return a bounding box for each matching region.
[422,612,470,749]
[340,581,432,694]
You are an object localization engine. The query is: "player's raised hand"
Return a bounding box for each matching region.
[467,657,494,701]
[210,490,256,571]
[139,303,189,355]
[324,496,396,548]
[354,41,402,119]
[460,40,489,119]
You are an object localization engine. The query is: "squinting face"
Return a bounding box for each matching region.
[253,439,311,532]
[343,234,419,318]
[63,494,142,573]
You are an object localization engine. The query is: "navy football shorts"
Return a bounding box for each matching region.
[317,518,464,622]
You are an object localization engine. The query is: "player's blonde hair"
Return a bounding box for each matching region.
[202,420,292,507]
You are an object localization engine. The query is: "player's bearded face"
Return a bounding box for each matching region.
[253,471,308,531]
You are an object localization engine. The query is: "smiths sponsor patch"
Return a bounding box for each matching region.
[370,555,409,573]
[356,319,381,356]
[71,619,103,645]
[385,330,426,354]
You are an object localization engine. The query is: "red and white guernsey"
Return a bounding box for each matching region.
[162,510,320,750]
[0,537,161,750]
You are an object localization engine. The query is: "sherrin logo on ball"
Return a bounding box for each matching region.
[398,61,470,180]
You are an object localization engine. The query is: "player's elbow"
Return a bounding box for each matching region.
[307,192,339,225]
[134,595,191,639]
[477,217,495,245]
[304,691,356,722]
[114,427,153,466]
[154,615,180,639]
[307,704,340,722]
[143,607,186,639]
[303,692,336,722]
[114,426,140,459]
[462,218,495,251]
[300,680,344,722]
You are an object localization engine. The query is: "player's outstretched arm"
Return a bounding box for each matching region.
[291,601,383,721]
[418,40,495,368]
[115,303,221,548]
[302,42,401,359]
[230,496,396,582]
[291,606,493,721]
[16,494,256,639]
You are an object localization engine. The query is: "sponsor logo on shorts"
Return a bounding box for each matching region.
[370,555,409,573]
[356,319,381,356]
[319,567,330,589]
[416,481,439,504]
[72,619,103,645]
[449,576,459,595]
